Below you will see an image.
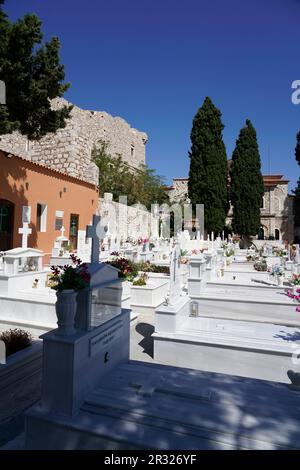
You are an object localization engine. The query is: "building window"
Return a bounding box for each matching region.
[275,229,280,240]
[131,145,134,158]
[260,197,264,209]
[36,203,47,232]
[258,227,265,240]
[55,218,63,231]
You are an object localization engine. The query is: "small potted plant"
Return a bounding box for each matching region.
[0,328,32,358]
[50,254,90,336]
[133,273,148,286]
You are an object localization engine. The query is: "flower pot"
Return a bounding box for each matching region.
[55,289,78,336]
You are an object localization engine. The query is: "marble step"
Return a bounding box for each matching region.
[80,361,300,450]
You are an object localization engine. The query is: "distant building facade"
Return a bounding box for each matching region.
[0,150,98,258]
[165,174,295,241]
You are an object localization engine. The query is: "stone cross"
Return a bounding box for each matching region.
[60,226,66,238]
[86,215,101,264]
[169,242,182,306]
[18,222,32,249]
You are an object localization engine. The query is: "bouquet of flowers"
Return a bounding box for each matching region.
[50,255,90,292]
[225,248,234,257]
[106,255,138,281]
[290,274,300,286]
[269,264,284,277]
[247,254,257,262]
[272,248,286,257]
[138,238,149,245]
[254,258,267,271]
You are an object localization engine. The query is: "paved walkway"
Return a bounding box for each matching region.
[130,313,155,363]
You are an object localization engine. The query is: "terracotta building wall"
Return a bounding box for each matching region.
[0,151,98,258]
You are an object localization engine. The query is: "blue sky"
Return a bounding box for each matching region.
[4,0,300,190]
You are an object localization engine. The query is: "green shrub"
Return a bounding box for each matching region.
[133,278,147,286]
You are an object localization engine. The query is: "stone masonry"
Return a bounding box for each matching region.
[166,175,295,241]
[0,98,148,186]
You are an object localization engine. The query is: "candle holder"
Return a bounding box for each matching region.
[190,301,199,317]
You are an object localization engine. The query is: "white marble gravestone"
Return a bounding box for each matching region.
[25,215,131,444]
[0,247,45,295]
[169,242,182,306]
[51,226,70,262]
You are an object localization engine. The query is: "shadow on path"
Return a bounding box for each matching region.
[135,322,154,359]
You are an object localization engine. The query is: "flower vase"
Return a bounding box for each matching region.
[55,289,78,336]
[292,285,298,296]
[277,276,283,287]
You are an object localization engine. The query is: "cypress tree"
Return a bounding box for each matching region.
[293,131,300,197]
[0,0,71,139]
[230,119,264,240]
[188,97,228,234]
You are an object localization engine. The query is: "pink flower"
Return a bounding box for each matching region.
[296,306,300,312]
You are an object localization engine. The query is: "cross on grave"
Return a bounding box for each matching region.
[60,226,66,238]
[169,242,182,305]
[86,215,101,263]
[295,245,300,264]
[18,222,32,249]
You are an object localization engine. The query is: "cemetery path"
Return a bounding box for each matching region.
[130,314,155,363]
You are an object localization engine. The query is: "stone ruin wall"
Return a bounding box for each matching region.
[0,98,148,186]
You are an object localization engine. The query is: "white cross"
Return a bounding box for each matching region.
[86,215,101,263]
[18,223,32,249]
[295,244,299,264]
[60,226,66,238]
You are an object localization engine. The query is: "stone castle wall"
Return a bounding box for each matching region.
[0,98,148,185]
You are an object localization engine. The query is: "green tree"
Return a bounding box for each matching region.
[293,131,300,197]
[230,119,264,241]
[92,142,167,209]
[188,97,228,234]
[0,0,71,139]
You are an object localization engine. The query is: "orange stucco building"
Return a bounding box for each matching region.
[0,150,99,259]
